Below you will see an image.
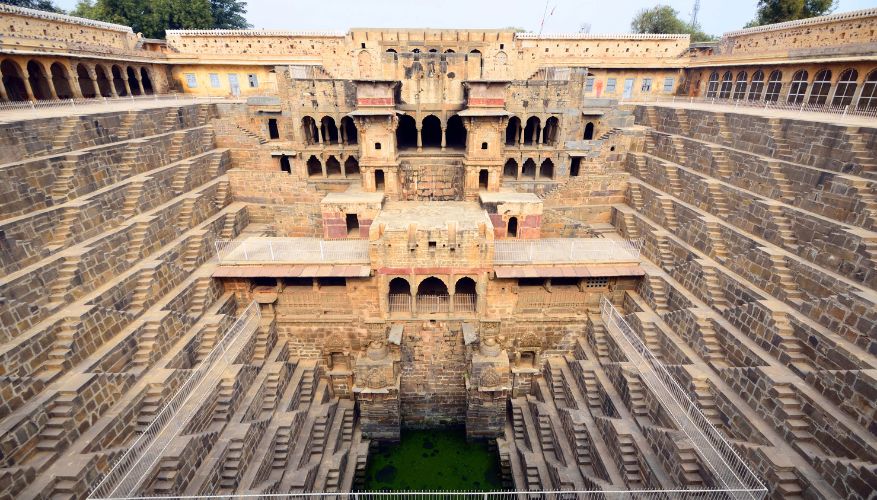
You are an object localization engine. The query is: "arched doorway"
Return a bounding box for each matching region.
[506,116,521,145]
[503,159,518,179]
[543,116,559,145]
[524,117,540,145]
[1,60,28,101]
[302,116,319,144]
[27,60,52,100]
[522,158,536,178]
[706,71,719,97]
[454,277,477,313]
[139,67,154,94]
[321,116,339,144]
[50,63,73,99]
[307,155,322,177]
[539,159,554,179]
[507,217,518,238]
[416,277,449,313]
[279,155,292,174]
[111,65,127,96]
[388,277,411,312]
[95,65,112,97]
[325,156,342,177]
[341,116,358,144]
[583,122,595,140]
[445,114,466,148]
[126,66,142,95]
[396,115,417,149]
[76,63,96,98]
[344,156,360,177]
[421,115,442,147]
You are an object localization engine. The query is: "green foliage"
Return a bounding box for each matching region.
[0,0,64,13]
[70,0,248,38]
[630,4,715,43]
[748,0,837,27]
[211,0,250,29]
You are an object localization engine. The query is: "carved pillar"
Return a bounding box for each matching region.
[537,123,544,146]
[122,75,132,96]
[69,72,83,98]
[416,126,422,151]
[317,123,323,144]
[354,341,401,442]
[0,78,8,101]
[20,71,35,101]
[466,337,509,440]
[131,72,144,95]
[441,126,447,150]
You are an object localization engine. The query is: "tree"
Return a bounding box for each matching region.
[0,0,64,13]
[71,0,248,38]
[748,0,837,27]
[631,5,714,42]
[210,0,250,29]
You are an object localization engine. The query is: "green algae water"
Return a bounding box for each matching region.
[363,429,503,491]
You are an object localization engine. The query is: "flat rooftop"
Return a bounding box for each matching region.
[373,201,491,231]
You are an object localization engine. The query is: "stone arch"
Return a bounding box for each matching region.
[444,49,455,54]
[522,158,536,178]
[543,116,559,145]
[388,277,412,312]
[523,116,540,145]
[505,116,521,145]
[302,116,319,144]
[27,60,52,100]
[76,63,96,98]
[809,69,832,105]
[396,114,417,149]
[733,70,747,100]
[357,50,373,77]
[341,116,358,145]
[49,62,73,99]
[306,155,322,177]
[507,216,519,237]
[706,71,719,97]
[1,59,28,101]
[126,66,142,95]
[583,121,595,140]
[446,114,466,148]
[495,51,508,65]
[765,69,782,101]
[503,158,518,179]
[139,67,154,94]
[325,155,342,177]
[111,64,127,96]
[416,276,450,313]
[833,68,858,107]
[539,158,554,179]
[416,276,449,296]
[321,116,339,144]
[454,276,477,313]
[788,69,808,104]
[421,114,442,147]
[344,156,360,177]
[95,65,112,97]
[859,69,877,111]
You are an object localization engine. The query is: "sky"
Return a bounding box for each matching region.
[54,0,877,36]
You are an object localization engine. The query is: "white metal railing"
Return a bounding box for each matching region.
[494,238,643,264]
[215,238,370,264]
[88,302,262,499]
[453,293,477,313]
[622,94,877,119]
[90,488,769,499]
[600,297,767,498]
[388,293,411,313]
[415,294,450,314]
[0,94,232,113]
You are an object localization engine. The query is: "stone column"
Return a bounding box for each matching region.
[341,122,347,145]
[87,68,99,98]
[0,78,8,101]
[537,123,544,146]
[519,125,525,146]
[69,74,83,98]
[317,123,323,145]
[416,126,422,151]
[441,126,447,150]
[320,154,327,178]
[108,73,119,98]
[122,75,132,96]
[20,71,35,101]
[47,74,58,100]
[515,124,521,144]
[131,72,144,95]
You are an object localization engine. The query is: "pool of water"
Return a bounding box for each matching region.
[363,429,503,491]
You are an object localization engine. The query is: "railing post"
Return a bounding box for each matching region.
[269,241,275,261]
[843,105,849,116]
